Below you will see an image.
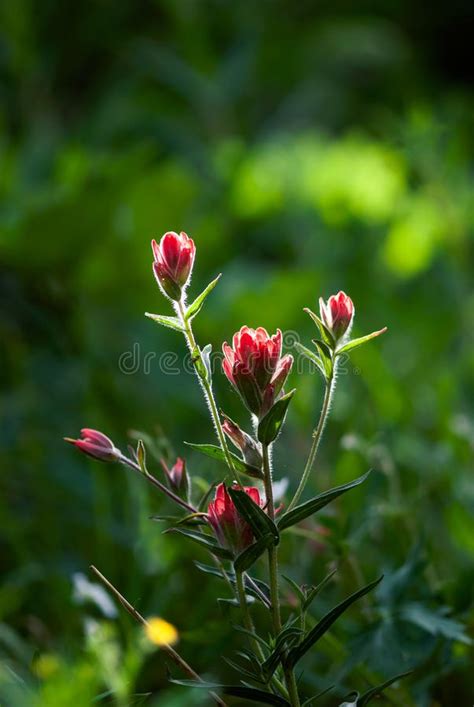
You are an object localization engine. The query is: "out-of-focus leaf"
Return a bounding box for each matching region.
[400,603,472,644]
[169,679,291,705]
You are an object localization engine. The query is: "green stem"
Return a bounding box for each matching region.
[176,300,241,484]
[262,445,301,707]
[287,359,336,511]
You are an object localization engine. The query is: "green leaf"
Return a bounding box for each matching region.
[287,576,383,668]
[312,339,333,378]
[184,442,263,479]
[257,389,295,445]
[194,562,271,606]
[167,528,233,559]
[278,471,371,531]
[304,307,334,347]
[136,439,146,472]
[144,312,183,332]
[400,603,472,644]
[336,327,387,355]
[228,487,279,544]
[200,343,213,381]
[261,626,303,679]
[185,274,222,321]
[169,680,290,706]
[281,574,306,604]
[302,686,334,705]
[234,533,274,572]
[294,341,326,380]
[355,670,412,706]
[302,568,338,612]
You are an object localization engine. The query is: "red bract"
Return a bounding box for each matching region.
[152,231,196,301]
[161,457,190,500]
[319,291,354,341]
[64,429,121,462]
[222,326,293,418]
[208,483,263,553]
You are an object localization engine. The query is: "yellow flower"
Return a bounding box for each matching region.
[145,617,178,647]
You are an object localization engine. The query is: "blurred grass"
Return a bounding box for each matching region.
[1,1,473,705]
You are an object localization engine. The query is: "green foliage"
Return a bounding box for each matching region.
[1,0,473,705]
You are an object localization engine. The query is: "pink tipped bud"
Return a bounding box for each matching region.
[207,483,264,553]
[221,415,262,469]
[151,231,196,301]
[222,326,293,418]
[65,428,121,462]
[161,457,190,500]
[319,291,354,341]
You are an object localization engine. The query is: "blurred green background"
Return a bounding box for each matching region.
[1,1,473,705]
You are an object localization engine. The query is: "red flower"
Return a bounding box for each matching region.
[222,327,293,418]
[161,457,190,500]
[222,414,262,469]
[151,231,196,301]
[319,291,354,341]
[64,429,121,462]
[208,483,263,552]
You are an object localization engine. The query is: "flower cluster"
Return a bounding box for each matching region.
[207,483,263,553]
[222,326,293,418]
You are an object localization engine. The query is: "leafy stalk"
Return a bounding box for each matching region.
[176,299,242,485]
[287,351,336,511]
[262,445,301,707]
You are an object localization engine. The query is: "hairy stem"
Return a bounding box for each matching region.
[90,565,227,707]
[176,300,241,484]
[287,360,336,511]
[262,445,301,707]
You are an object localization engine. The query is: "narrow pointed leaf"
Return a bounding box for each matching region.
[185,274,222,321]
[167,527,233,559]
[234,533,274,572]
[145,312,183,332]
[261,626,304,679]
[169,680,291,706]
[228,487,279,543]
[302,568,338,612]
[304,307,334,347]
[312,339,333,378]
[258,389,295,445]
[278,471,371,531]
[287,576,383,667]
[294,341,327,380]
[336,328,387,355]
[357,670,412,706]
[302,686,334,705]
[185,442,263,479]
[281,574,306,603]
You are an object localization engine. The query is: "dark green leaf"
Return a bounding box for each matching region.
[302,568,338,612]
[167,528,233,559]
[281,574,306,604]
[294,342,326,380]
[194,562,271,606]
[257,389,295,445]
[144,312,183,332]
[234,533,274,572]
[288,576,383,667]
[261,626,303,679]
[357,670,412,705]
[232,625,270,650]
[336,328,387,355]
[169,680,291,705]
[278,471,371,531]
[185,442,263,479]
[223,656,265,684]
[185,274,222,320]
[302,685,334,705]
[400,603,472,644]
[228,487,279,543]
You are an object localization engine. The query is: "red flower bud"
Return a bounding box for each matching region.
[208,483,263,553]
[160,457,190,500]
[222,326,293,418]
[221,415,262,469]
[64,429,121,462]
[151,231,196,301]
[319,291,354,341]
